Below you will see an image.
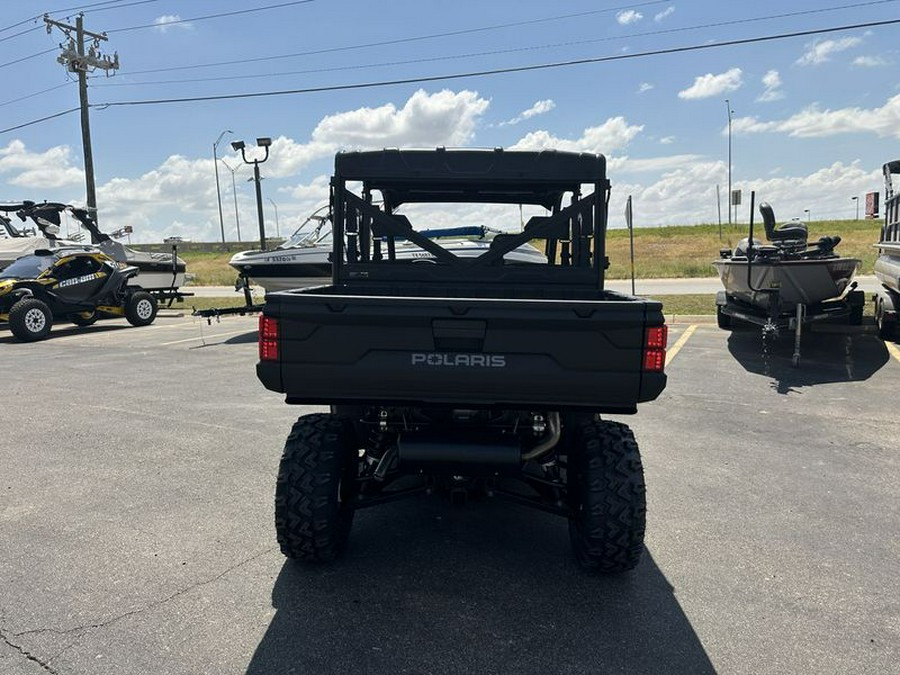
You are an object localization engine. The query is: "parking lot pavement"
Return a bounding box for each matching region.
[0,319,897,674]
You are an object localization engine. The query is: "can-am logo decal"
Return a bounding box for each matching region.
[57,272,103,288]
[411,353,506,368]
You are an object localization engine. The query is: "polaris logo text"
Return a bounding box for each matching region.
[411,353,506,368]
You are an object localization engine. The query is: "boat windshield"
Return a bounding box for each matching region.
[278,218,332,250]
[0,255,53,279]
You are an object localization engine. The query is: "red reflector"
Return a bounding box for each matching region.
[259,339,279,362]
[645,325,668,349]
[643,349,665,372]
[259,316,279,361]
[259,315,279,340]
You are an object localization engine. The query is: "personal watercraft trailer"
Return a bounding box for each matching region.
[714,192,864,367]
[874,160,900,340]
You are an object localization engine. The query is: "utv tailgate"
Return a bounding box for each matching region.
[257,289,666,412]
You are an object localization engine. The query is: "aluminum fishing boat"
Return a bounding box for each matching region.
[714,194,864,366]
[228,207,547,292]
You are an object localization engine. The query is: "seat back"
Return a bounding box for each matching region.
[759,202,777,241]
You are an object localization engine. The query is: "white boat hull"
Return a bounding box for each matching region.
[230,239,547,292]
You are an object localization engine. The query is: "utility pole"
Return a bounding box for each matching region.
[44,13,118,227]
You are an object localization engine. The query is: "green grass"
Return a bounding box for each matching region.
[177,218,882,286]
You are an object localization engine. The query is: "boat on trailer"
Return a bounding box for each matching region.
[228,206,547,292]
[873,160,900,340]
[0,202,187,294]
[713,192,864,367]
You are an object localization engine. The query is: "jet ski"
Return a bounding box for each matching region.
[713,192,864,366]
[0,202,83,269]
[228,205,547,292]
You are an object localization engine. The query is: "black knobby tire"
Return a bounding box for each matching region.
[875,298,897,340]
[125,291,157,326]
[69,310,99,327]
[274,413,359,563]
[567,420,647,573]
[716,305,733,329]
[9,297,53,342]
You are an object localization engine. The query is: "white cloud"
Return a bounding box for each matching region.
[796,37,862,66]
[153,15,193,32]
[757,69,784,103]
[616,10,643,25]
[678,68,743,100]
[638,82,654,93]
[654,6,675,22]
[511,116,643,154]
[21,89,492,243]
[311,89,488,148]
[660,136,675,144]
[499,99,556,126]
[0,140,83,189]
[608,160,878,228]
[853,55,889,67]
[730,94,900,138]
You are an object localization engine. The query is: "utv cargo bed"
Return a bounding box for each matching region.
[258,286,666,412]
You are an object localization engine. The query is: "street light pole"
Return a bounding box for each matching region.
[726,99,733,227]
[221,158,241,242]
[213,129,232,244]
[232,137,272,251]
[804,208,811,222]
[851,196,859,220]
[268,197,280,238]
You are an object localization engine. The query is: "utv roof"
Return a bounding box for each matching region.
[333,148,608,210]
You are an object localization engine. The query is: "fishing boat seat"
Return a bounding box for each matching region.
[759,202,808,243]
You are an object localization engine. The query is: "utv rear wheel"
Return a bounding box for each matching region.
[125,291,157,326]
[875,297,897,340]
[9,298,53,342]
[69,309,99,327]
[567,420,646,573]
[274,413,359,563]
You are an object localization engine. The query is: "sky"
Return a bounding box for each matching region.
[1,0,899,244]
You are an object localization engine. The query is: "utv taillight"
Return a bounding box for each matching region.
[259,315,279,361]
[643,325,668,372]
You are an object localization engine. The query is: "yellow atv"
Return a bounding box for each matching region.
[0,248,157,342]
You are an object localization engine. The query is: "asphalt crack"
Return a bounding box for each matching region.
[1,627,60,674]
[9,546,277,651]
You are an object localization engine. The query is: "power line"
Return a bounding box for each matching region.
[93,18,900,108]
[93,0,900,89]
[4,17,899,136]
[0,48,57,70]
[0,83,75,109]
[106,0,317,34]
[0,107,80,135]
[119,0,672,75]
[0,1,161,36]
